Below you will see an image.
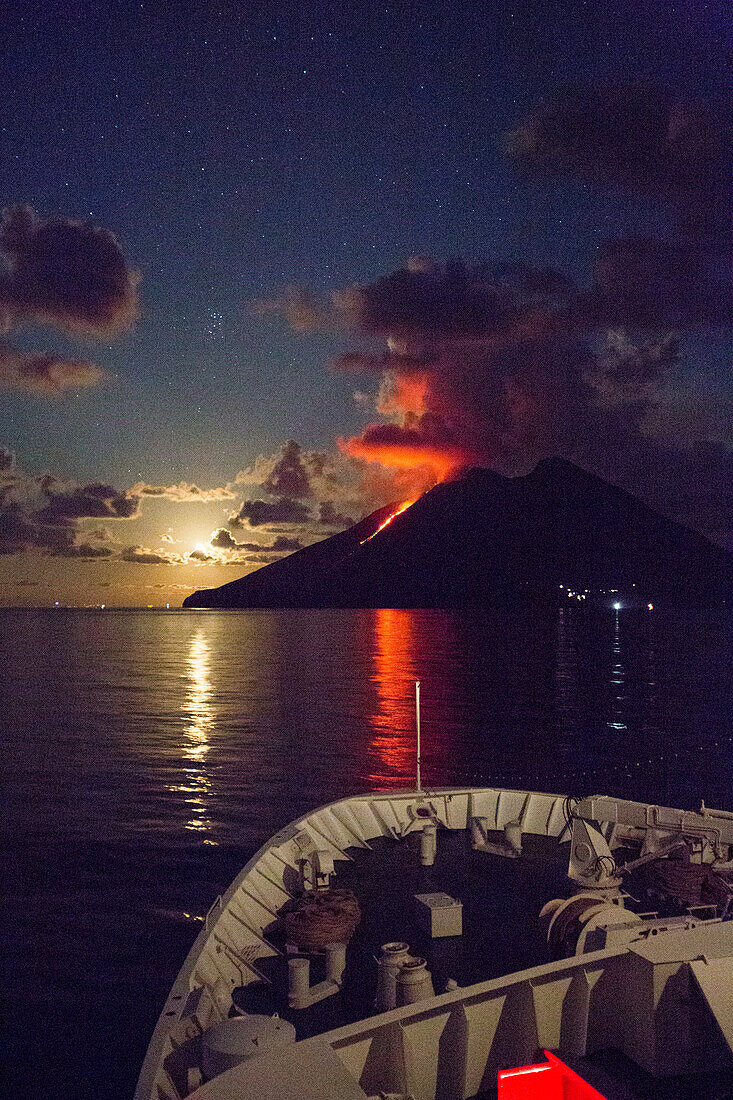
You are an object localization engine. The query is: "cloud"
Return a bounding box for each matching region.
[587,330,679,406]
[128,480,236,502]
[187,548,215,562]
[260,439,313,499]
[251,286,335,332]
[37,482,140,523]
[0,501,72,555]
[229,496,312,529]
[53,542,114,559]
[581,236,727,330]
[0,452,141,556]
[120,545,172,564]
[270,534,303,551]
[210,527,303,552]
[334,259,507,340]
[210,527,248,550]
[0,205,139,397]
[0,204,140,337]
[318,501,354,529]
[505,83,730,243]
[264,252,728,540]
[0,342,105,395]
[238,440,354,502]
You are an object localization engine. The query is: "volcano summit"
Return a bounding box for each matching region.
[182,460,729,609]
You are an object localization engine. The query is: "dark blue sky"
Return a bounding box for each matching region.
[0,0,729,603]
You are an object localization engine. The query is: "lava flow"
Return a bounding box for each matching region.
[360,499,416,545]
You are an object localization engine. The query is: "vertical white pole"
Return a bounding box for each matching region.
[415,680,421,792]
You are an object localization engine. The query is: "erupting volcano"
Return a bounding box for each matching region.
[183,459,729,609]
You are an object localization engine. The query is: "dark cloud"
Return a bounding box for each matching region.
[335,259,507,340]
[210,527,242,549]
[581,236,728,329]
[0,341,105,395]
[0,455,140,556]
[505,83,731,243]
[318,501,353,528]
[0,500,73,554]
[210,526,303,552]
[0,205,140,337]
[270,534,303,551]
[588,331,679,406]
[37,482,140,523]
[52,542,114,559]
[229,496,312,529]
[261,439,313,499]
[120,546,171,564]
[187,548,215,562]
[238,440,360,506]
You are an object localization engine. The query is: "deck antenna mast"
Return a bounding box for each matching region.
[415,680,422,792]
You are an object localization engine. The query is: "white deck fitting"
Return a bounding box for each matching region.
[188,1038,370,1099]
[689,956,733,1055]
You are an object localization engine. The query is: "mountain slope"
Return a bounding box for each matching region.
[182,459,729,608]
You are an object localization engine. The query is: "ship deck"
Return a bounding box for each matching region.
[232,827,569,1036]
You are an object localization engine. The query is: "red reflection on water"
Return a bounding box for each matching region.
[367,608,418,788]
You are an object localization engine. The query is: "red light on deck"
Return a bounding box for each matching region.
[498,1051,606,1099]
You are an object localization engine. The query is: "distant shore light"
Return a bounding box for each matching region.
[648,603,653,611]
[613,602,622,610]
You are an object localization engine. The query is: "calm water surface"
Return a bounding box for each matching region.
[1,606,730,1098]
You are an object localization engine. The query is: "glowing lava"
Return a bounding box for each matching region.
[360,499,416,545]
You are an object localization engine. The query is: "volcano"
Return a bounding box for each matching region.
[182,459,729,608]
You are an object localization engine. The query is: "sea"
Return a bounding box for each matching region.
[1,605,730,1099]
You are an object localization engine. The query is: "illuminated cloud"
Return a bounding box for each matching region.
[128,480,236,502]
[0,342,105,395]
[265,245,728,540]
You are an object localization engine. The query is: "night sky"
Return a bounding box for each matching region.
[1,0,729,605]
